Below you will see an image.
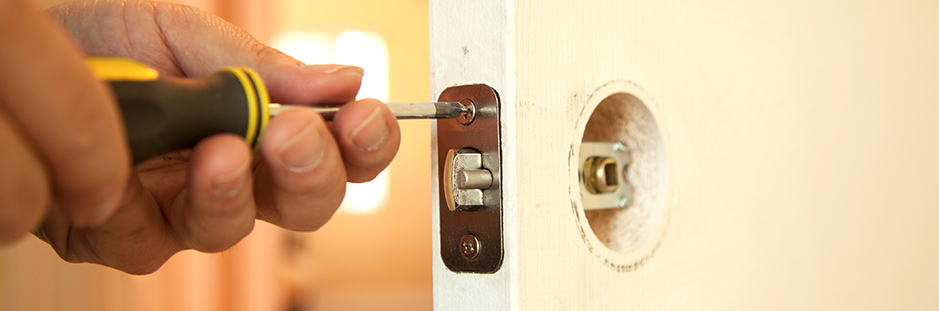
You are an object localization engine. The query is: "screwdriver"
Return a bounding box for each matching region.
[87,58,469,163]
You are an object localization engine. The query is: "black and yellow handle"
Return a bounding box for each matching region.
[86,58,270,164]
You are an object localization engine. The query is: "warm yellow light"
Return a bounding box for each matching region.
[334,30,389,102]
[334,30,391,215]
[341,170,390,215]
[270,32,334,65]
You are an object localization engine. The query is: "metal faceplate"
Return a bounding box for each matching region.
[437,84,503,273]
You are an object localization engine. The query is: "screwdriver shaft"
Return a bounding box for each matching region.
[268,102,468,121]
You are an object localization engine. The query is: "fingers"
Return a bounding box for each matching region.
[145,3,365,104]
[0,110,49,243]
[49,1,365,105]
[41,177,178,275]
[0,0,129,225]
[40,135,256,274]
[173,134,256,252]
[32,2,395,265]
[144,1,365,104]
[331,99,402,182]
[255,109,346,231]
[253,99,400,231]
[256,58,365,105]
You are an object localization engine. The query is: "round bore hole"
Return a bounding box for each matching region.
[572,81,674,269]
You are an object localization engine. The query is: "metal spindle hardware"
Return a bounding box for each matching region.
[579,142,633,210]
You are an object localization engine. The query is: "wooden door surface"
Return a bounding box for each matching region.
[429,1,939,310]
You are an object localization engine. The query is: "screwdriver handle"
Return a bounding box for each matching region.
[87,58,270,164]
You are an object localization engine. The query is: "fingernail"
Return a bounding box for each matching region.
[212,161,249,198]
[277,124,327,173]
[350,107,389,152]
[303,64,364,76]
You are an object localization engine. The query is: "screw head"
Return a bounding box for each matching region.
[613,142,627,151]
[457,99,477,125]
[460,234,480,259]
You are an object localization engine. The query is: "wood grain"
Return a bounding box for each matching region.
[431,0,939,310]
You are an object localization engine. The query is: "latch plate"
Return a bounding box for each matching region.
[437,84,503,273]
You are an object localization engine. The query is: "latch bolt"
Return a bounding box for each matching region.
[444,149,494,211]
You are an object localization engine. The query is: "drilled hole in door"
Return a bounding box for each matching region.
[580,91,668,255]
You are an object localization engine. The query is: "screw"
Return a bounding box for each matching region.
[457,99,477,125]
[618,196,629,207]
[613,142,626,151]
[460,234,480,259]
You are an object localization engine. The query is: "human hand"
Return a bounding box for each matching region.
[0,0,400,274]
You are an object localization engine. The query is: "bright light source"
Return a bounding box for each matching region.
[334,30,389,102]
[271,32,334,65]
[333,30,390,214]
[271,30,391,215]
[341,171,390,215]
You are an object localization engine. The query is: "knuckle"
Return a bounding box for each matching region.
[50,241,92,265]
[57,253,85,264]
[196,243,235,254]
[52,227,179,275]
[55,247,93,265]
[189,226,253,254]
[183,212,254,253]
[119,258,169,275]
[253,44,282,64]
[62,246,173,276]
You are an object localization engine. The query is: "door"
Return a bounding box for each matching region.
[429,1,939,310]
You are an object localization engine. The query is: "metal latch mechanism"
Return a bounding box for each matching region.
[437,84,502,274]
[444,149,495,211]
[579,142,633,210]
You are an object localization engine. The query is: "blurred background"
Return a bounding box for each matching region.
[2,0,433,310]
